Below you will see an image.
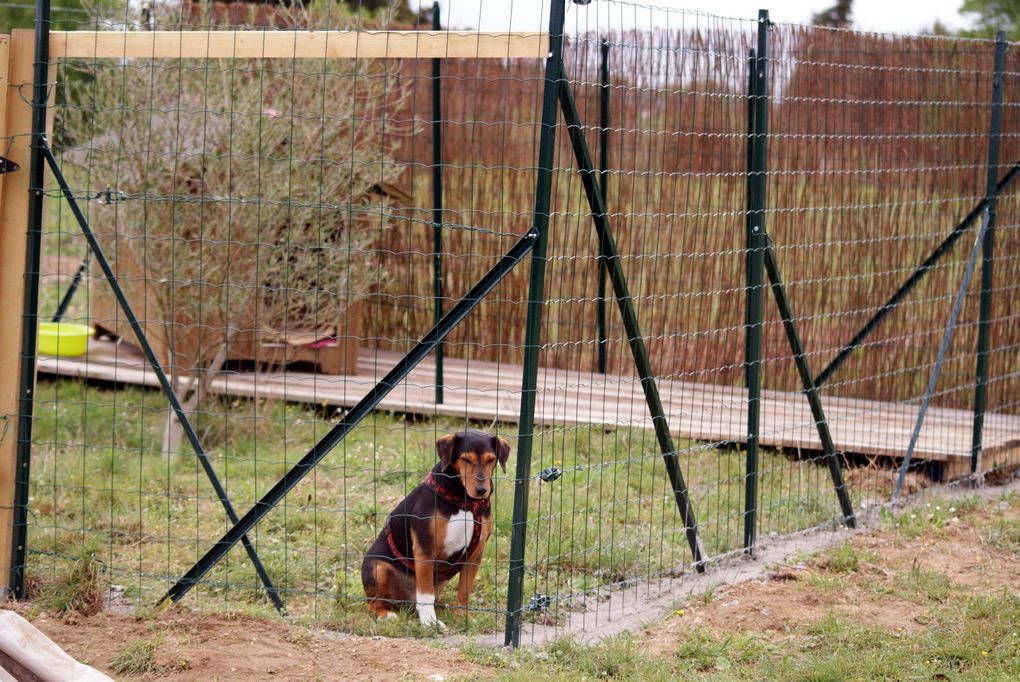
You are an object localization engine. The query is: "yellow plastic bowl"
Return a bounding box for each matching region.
[38,322,94,357]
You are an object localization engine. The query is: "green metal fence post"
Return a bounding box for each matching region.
[971,32,1006,475]
[10,0,51,597]
[431,0,444,404]
[596,38,609,374]
[743,10,770,554]
[503,0,567,648]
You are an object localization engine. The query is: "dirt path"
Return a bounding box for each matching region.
[18,610,480,681]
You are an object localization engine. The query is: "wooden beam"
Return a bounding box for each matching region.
[49,30,549,60]
[0,30,35,597]
[940,443,1020,482]
[0,35,10,206]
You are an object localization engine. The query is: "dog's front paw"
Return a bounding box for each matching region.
[418,611,446,627]
[417,606,447,630]
[415,594,447,630]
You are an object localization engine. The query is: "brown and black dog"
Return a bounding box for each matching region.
[361,430,510,628]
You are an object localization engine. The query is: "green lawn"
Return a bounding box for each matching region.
[26,377,849,634]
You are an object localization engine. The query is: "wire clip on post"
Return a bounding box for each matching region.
[527,594,551,611]
[539,466,563,482]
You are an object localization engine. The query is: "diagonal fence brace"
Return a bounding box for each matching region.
[893,211,991,502]
[814,160,1020,388]
[50,248,90,323]
[762,236,856,527]
[39,139,285,612]
[160,226,541,606]
[558,70,707,571]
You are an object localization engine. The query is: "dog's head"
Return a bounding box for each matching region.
[436,430,511,499]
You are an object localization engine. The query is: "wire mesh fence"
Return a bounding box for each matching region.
[7,0,1020,647]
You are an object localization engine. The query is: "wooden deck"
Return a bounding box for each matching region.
[36,338,1020,466]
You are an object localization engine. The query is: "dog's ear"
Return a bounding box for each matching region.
[494,435,511,473]
[436,433,460,471]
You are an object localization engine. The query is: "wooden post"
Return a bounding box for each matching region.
[0,30,51,596]
[0,36,9,203]
[0,30,36,596]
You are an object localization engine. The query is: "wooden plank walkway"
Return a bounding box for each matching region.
[36,338,1020,464]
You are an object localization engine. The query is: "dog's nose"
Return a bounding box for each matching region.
[475,485,488,496]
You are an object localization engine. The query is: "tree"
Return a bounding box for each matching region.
[63,3,409,454]
[959,0,1020,40]
[0,0,116,31]
[812,0,853,28]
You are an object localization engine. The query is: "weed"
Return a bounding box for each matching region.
[673,630,769,674]
[887,500,963,539]
[983,518,1020,555]
[817,541,873,573]
[36,543,105,616]
[956,494,984,514]
[545,636,669,681]
[110,637,161,676]
[283,627,314,645]
[892,563,953,604]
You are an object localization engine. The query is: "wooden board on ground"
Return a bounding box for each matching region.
[36,337,1020,467]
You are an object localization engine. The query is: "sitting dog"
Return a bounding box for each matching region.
[361,430,510,628]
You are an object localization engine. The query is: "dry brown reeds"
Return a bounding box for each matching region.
[369,23,1020,414]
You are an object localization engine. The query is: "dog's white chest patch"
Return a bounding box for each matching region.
[443,510,474,558]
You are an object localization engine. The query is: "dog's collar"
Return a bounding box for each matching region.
[425,472,491,516]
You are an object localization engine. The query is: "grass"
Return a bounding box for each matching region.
[879,498,974,539]
[26,376,852,635]
[109,637,162,676]
[457,501,1020,681]
[983,517,1020,555]
[815,540,874,573]
[467,594,1020,682]
[32,541,105,616]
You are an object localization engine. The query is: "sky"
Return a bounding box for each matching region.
[414,0,977,35]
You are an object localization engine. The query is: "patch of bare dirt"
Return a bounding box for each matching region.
[640,576,925,657]
[858,505,1020,595]
[15,609,481,681]
[640,494,1020,656]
